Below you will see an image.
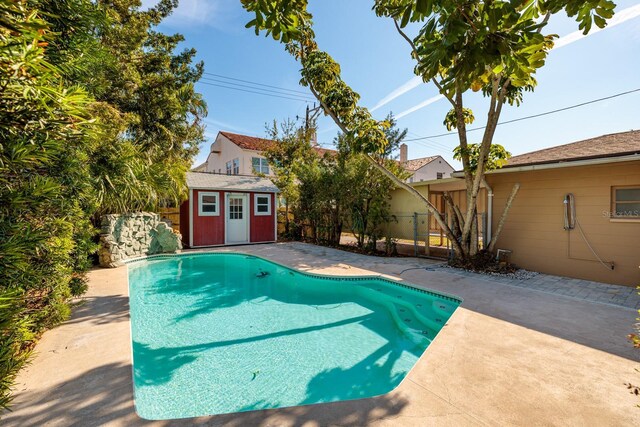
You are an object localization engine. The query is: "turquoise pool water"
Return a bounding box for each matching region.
[128,253,460,420]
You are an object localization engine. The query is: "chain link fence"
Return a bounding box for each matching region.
[383,211,486,258]
[277,208,486,259]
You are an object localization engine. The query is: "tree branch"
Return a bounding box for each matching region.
[443,191,464,233]
[431,78,457,108]
[306,84,465,256]
[488,183,520,252]
[393,19,417,55]
[392,19,457,109]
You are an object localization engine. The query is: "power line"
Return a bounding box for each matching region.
[197,80,313,103]
[200,77,316,101]
[202,72,312,96]
[406,130,453,152]
[404,87,640,141]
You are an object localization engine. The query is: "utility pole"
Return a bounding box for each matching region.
[304,103,322,146]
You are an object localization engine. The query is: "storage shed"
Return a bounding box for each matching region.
[180,172,279,248]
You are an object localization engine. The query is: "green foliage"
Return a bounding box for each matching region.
[453,143,511,173]
[374,0,615,96]
[264,119,316,238]
[265,119,408,249]
[444,107,474,131]
[88,0,206,213]
[242,0,615,261]
[0,292,33,410]
[382,112,408,159]
[0,0,206,409]
[0,0,97,408]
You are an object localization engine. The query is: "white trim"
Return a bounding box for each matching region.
[198,191,220,216]
[189,186,278,192]
[274,195,279,242]
[224,193,250,245]
[254,193,272,216]
[451,154,640,177]
[188,189,193,248]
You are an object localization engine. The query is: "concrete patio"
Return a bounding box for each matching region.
[1,242,639,426]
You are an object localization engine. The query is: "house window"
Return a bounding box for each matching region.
[226,159,240,175]
[612,186,640,218]
[254,194,271,216]
[198,192,219,216]
[252,157,269,175]
[437,172,444,179]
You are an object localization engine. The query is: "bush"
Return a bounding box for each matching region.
[0,2,96,409]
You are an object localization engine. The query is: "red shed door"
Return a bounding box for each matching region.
[226,193,249,244]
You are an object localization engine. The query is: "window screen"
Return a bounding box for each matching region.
[613,187,640,218]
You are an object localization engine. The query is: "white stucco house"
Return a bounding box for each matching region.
[399,143,454,182]
[197,132,453,181]
[202,131,275,176]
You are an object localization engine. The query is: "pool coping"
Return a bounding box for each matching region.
[125,251,463,304]
[4,242,638,426]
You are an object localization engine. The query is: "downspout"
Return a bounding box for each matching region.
[482,178,493,249]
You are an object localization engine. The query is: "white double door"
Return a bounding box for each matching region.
[226,193,249,244]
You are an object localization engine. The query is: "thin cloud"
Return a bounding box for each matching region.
[370,76,422,112]
[389,4,640,121]
[395,95,444,119]
[554,3,640,49]
[203,118,252,134]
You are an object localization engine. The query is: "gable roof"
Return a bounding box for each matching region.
[186,172,279,193]
[219,131,275,151]
[402,156,439,171]
[218,130,336,156]
[313,146,337,157]
[191,162,207,172]
[506,130,640,168]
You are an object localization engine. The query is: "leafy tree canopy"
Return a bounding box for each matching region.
[241,0,616,259]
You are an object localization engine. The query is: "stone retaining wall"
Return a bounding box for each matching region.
[98,212,182,267]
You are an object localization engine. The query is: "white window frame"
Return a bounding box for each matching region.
[198,191,220,216]
[232,158,240,175]
[611,186,640,219]
[252,157,269,175]
[254,193,272,216]
[225,161,232,175]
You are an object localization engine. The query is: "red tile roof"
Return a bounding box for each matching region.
[313,146,337,157]
[218,131,449,169]
[219,131,336,156]
[506,130,640,167]
[219,131,275,151]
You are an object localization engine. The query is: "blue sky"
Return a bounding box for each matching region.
[143,0,640,168]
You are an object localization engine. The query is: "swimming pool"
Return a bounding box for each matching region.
[128,253,461,420]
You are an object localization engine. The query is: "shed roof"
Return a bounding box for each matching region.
[186,172,279,193]
[505,130,640,167]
